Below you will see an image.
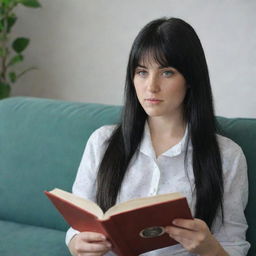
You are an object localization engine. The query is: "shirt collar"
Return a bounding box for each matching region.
[139,121,191,159]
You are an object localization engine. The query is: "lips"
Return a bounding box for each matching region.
[145,98,163,103]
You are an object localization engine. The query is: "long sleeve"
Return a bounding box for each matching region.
[65,126,251,256]
[212,140,250,256]
[65,125,116,246]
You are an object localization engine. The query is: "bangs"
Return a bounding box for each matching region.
[128,19,187,80]
[132,33,181,71]
[135,45,169,68]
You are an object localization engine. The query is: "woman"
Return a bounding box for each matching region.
[66,17,250,256]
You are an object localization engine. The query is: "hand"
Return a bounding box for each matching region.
[165,218,228,256]
[68,231,112,256]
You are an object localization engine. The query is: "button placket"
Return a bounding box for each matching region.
[149,161,160,196]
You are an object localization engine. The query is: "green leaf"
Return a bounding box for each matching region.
[12,37,30,53]
[18,0,41,8]
[7,14,17,32]
[0,0,17,11]
[0,82,11,99]
[1,0,14,5]
[8,71,16,82]
[7,54,24,66]
[0,15,17,33]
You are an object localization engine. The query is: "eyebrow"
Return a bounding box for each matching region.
[136,64,171,69]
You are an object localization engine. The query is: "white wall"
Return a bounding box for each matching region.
[11,0,256,118]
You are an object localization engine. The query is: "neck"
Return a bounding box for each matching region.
[147,114,186,139]
[147,114,187,158]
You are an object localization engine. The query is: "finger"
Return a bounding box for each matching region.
[172,218,206,231]
[76,241,111,254]
[166,231,191,246]
[80,232,107,242]
[165,225,196,241]
[78,252,108,256]
[165,226,199,251]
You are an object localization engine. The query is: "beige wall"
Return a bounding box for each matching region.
[11,0,256,118]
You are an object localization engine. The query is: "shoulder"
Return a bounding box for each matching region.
[216,135,248,209]
[87,124,117,147]
[216,134,243,156]
[216,134,247,176]
[79,124,118,168]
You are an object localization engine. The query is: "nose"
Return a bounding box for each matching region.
[146,74,160,93]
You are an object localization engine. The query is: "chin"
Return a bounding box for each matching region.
[144,110,164,117]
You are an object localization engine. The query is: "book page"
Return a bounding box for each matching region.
[49,188,104,218]
[103,192,183,219]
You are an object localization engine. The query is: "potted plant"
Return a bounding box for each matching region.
[0,0,41,99]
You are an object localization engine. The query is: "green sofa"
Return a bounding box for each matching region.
[0,97,255,255]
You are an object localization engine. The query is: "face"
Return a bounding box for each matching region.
[133,59,188,120]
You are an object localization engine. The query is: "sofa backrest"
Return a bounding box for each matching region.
[0,97,121,231]
[0,97,255,255]
[216,116,256,255]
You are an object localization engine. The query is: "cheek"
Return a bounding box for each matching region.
[134,83,143,100]
[163,86,187,100]
[178,85,187,99]
[166,82,187,100]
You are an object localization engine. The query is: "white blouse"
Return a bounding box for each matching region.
[66,123,250,256]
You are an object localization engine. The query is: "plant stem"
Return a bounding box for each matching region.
[0,3,15,83]
[16,67,38,79]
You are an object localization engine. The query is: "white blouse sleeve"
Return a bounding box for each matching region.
[65,125,115,246]
[213,142,250,256]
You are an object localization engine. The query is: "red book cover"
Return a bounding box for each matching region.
[45,189,193,256]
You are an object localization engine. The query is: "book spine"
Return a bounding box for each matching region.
[101,219,134,256]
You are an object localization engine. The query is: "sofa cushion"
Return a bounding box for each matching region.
[0,220,70,255]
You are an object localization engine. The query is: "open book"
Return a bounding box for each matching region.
[45,188,193,256]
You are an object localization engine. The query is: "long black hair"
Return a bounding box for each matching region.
[96,17,223,229]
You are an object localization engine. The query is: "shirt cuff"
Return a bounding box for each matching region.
[65,227,80,246]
